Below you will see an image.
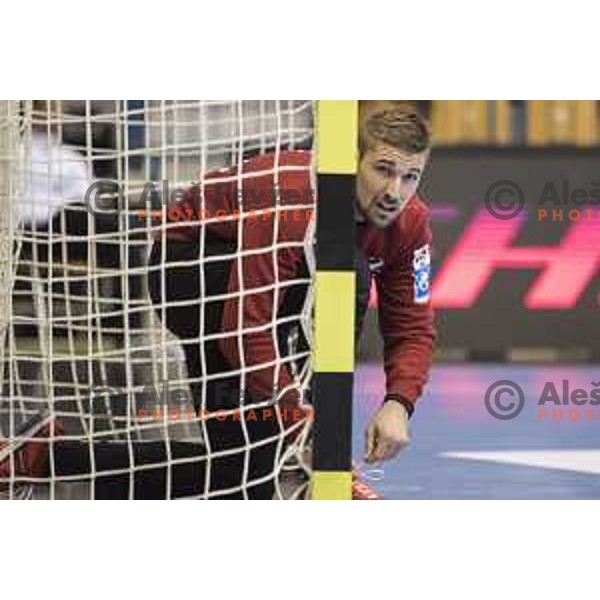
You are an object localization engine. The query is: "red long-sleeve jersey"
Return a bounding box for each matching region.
[157,149,434,414]
[357,197,435,409]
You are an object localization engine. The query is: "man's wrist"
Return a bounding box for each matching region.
[384,394,414,419]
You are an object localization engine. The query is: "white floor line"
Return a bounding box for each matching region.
[440,450,600,475]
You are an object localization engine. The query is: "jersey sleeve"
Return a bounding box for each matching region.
[376,208,435,411]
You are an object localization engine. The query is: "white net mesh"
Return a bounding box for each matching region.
[0,102,20,374]
[0,100,315,499]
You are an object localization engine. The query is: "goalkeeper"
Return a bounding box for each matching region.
[149,106,434,465]
[1,106,434,497]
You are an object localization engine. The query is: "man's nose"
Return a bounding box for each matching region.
[385,176,402,199]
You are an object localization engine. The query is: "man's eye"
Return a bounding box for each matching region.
[403,173,418,183]
[375,165,393,176]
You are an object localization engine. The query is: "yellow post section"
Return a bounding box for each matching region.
[317,100,358,174]
[312,471,353,500]
[312,100,359,500]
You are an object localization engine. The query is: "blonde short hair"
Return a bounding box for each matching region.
[359,106,431,156]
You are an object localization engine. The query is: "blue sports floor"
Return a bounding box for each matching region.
[353,364,600,499]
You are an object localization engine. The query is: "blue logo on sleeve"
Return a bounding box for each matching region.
[413,244,431,304]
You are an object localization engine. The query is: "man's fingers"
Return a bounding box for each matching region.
[365,424,377,463]
[375,440,390,462]
[365,401,412,463]
[366,426,397,462]
[386,441,404,461]
[370,435,408,463]
[370,434,390,463]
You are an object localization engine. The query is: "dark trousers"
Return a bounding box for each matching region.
[147,235,281,498]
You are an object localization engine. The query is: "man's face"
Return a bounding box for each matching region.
[356,142,429,228]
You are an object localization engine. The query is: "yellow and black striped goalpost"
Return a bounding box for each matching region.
[311,100,358,500]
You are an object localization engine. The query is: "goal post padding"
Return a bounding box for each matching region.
[312,101,358,500]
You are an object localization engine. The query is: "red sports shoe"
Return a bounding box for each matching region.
[352,479,384,500]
